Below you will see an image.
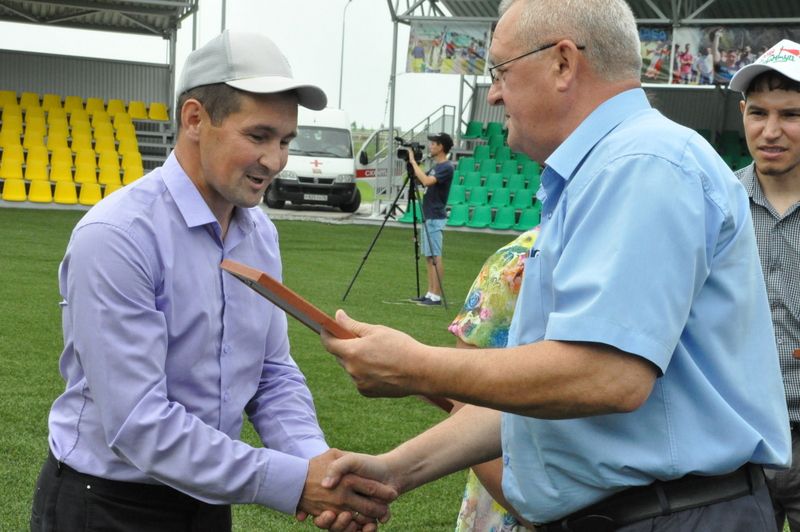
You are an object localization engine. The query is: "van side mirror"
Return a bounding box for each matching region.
[359,151,368,165]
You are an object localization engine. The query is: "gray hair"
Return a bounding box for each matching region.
[497,0,642,82]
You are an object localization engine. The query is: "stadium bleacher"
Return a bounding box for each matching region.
[0,90,170,206]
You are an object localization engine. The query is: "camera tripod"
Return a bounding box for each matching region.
[342,159,448,309]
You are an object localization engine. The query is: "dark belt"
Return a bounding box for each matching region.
[534,463,765,532]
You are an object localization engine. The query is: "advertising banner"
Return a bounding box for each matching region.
[407,21,491,75]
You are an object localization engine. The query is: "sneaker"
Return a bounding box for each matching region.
[408,296,428,302]
[417,297,442,306]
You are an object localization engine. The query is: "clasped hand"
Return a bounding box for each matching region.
[297,449,397,532]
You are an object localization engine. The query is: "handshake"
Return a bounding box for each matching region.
[298,448,400,532]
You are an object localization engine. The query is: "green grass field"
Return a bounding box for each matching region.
[0,206,514,531]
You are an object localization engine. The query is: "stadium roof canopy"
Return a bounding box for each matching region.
[405,0,800,23]
[0,0,196,38]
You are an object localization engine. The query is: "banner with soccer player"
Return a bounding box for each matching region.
[407,21,491,75]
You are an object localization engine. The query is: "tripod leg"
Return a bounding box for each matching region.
[342,175,413,301]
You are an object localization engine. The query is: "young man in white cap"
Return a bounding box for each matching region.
[29,30,395,532]
[730,39,800,532]
[406,132,454,306]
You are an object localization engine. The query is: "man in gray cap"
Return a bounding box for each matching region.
[730,39,800,532]
[30,30,394,532]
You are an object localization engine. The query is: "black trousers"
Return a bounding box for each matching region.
[30,451,232,532]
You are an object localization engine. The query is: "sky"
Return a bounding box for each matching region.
[0,0,478,131]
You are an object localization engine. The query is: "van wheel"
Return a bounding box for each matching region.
[340,189,361,213]
[264,187,285,209]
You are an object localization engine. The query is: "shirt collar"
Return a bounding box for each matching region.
[545,88,650,182]
[162,151,257,237]
[738,163,758,199]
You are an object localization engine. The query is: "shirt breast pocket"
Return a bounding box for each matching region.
[508,248,548,347]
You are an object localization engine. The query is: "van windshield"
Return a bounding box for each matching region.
[290,126,353,158]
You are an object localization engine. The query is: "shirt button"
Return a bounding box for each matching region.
[777,338,784,345]
[223,391,231,402]
[222,344,231,354]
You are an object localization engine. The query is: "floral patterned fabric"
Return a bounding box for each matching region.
[449,228,539,532]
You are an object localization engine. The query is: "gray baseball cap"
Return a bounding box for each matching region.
[176,29,327,110]
[729,39,800,93]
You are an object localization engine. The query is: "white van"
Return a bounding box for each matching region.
[264,107,360,212]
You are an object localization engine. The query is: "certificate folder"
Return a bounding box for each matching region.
[220,259,453,412]
[220,259,356,339]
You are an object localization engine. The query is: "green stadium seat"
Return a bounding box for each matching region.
[521,160,541,177]
[473,144,491,161]
[397,202,422,223]
[488,187,511,208]
[456,156,475,173]
[478,158,497,177]
[487,134,505,152]
[514,204,541,231]
[447,203,468,226]
[483,121,504,139]
[511,188,534,210]
[527,173,541,192]
[499,159,519,176]
[462,171,482,189]
[490,206,517,230]
[467,186,489,206]
[494,145,512,163]
[466,205,492,228]
[462,120,483,140]
[447,184,466,206]
[507,174,526,192]
[484,172,504,192]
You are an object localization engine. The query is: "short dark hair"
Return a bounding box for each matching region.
[176,83,244,130]
[745,71,800,98]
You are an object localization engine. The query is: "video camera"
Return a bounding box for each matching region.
[395,136,425,163]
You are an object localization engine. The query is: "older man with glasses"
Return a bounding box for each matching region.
[313,1,791,531]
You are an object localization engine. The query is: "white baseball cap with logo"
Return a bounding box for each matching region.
[729,39,800,93]
[176,29,327,110]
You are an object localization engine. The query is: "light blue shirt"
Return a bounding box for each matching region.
[48,152,328,515]
[501,89,791,523]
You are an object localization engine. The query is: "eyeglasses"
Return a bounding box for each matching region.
[488,42,586,83]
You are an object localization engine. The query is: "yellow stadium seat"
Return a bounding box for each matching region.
[1,142,24,168]
[26,145,49,166]
[0,128,21,148]
[98,165,121,186]
[74,149,97,184]
[74,148,96,167]
[94,121,114,137]
[94,136,116,153]
[148,102,170,121]
[25,159,49,182]
[1,113,23,135]
[71,120,92,137]
[117,138,139,156]
[46,132,69,151]
[53,180,78,204]
[49,164,72,183]
[103,182,123,197]
[48,119,69,136]
[42,94,62,112]
[0,158,23,180]
[25,106,45,120]
[128,100,148,120]
[50,146,72,167]
[113,112,132,130]
[63,95,84,114]
[85,97,105,116]
[91,110,111,129]
[47,107,67,122]
[27,180,52,203]
[1,178,26,201]
[70,133,93,153]
[0,90,17,108]
[70,109,90,127]
[115,122,137,141]
[106,99,126,117]
[78,182,102,205]
[19,92,40,110]
[23,130,45,150]
[121,151,143,170]
[97,150,119,168]
[122,162,144,184]
[2,103,22,119]
[26,114,46,132]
